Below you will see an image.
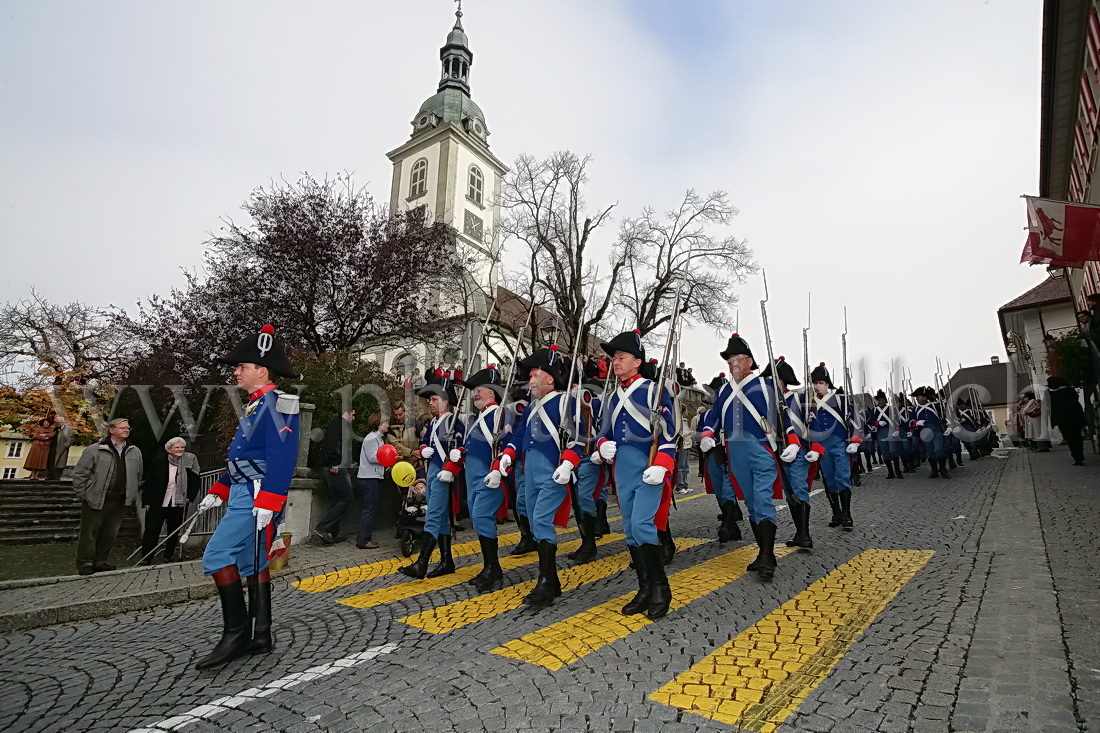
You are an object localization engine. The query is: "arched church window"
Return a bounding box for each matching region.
[393,351,417,376]
[410,158,428,198]
[468,165,484,206]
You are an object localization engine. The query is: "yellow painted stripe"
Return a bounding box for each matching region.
[402,538,712,635]
[649,549,934,731]
[491,544,796,670]
[338,534,626,609]
[293,526,577,593]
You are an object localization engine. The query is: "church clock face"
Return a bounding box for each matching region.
[464,210,483,241]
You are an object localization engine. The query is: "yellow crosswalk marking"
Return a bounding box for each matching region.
[491,544,796,670]
[648,549,934,731]
[338,534,627,608]
[402,538,712,635]
[292,527,576,593]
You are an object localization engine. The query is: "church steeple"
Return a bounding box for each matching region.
[438,4,473,95]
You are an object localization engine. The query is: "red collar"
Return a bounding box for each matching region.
[249,383,277,401]
[482,402,498,409]
[620,374,642,386]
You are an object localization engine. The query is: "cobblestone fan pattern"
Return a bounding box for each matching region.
[0,451,1096,732]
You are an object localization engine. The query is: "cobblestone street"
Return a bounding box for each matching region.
[2,447,1097,732]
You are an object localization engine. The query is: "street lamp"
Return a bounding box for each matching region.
[540,316,558,344]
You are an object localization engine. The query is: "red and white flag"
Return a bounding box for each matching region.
[1020,196,1100,267]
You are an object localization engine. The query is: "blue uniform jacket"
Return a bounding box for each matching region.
[420,411,466,475]
[595,375,676,472]
[700,373,780,449]
[500,390,573,468]
[808,390,859,445]
[462,404,500,466]
[911,402,945,433]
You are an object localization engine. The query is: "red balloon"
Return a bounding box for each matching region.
[377,444,399,468]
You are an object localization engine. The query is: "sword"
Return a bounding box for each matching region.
[129,509,203,566]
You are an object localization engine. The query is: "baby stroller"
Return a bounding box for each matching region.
[395,472,428,557]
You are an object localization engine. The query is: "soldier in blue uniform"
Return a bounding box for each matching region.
[595,330,677,618]
[460,365,507,591]
[699,373,743,543]
[699,335,785,579]
[563,378,605,564]
[869,390,905,480]
[496,347,574,609]
[499,386,535,556]
[898,395,920,473]
[807,363,861,531]
[911,386,950,479]
[195,324,300,670]
[399,373,465,579]
[760,356,817,549]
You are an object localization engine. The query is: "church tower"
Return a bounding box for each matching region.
[386,6,507,300]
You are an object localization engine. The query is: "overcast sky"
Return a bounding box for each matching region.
[1,0,1046,391]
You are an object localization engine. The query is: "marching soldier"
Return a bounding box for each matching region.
[898,395,920,472]
[699,334,785,579]
[195,324,300,670]
[595,330,677,618]
[494,346,574,609]
[870,389,905,480]
[399,373,466,579]
[911,386,950,479]
[565,378,606,564]
[807,363,861,530]
[460,365,507,591]
[501,385,536,556]
[700,373,743,543]
[761,356,817,549]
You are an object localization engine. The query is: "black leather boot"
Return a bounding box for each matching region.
[752,520,777,579]
[523,540,560,609]
[511,515,536,556]
[851,461,862,487]
[928,458,940,479]
[595,499,610,537]
[622,545,650,615]
[658,526,676,564]
[746,520,763,571]
[826,492,843,527]
[426,533,455,577]
[196,567,251,670]
[718,502,742,543]
[642,543,671,620]
[885,460,896,479]
[568,514,598,564]
[731,501,744,522]
[894,458,905,479]
[839,489,854,529]
[939,458,951,480]
[246,570,273,655]
[473,536,503,591]
[947,454,958,470]
[786,501,813,548]
[399,534,437,579]
[468,536,492,588]
[955,450,964,466]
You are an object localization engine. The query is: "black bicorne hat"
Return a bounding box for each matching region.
[720,333,754,361]
[218,324,298,378]
[875,389,888,401]
[600,329,646,360]
[703,372,726,405]
[910,385,929,399]
[640,358,659,381]
[759,356,799,386]
[418,371,459,405]
[462,364,505,399]
[518,346,567,389]
[809,362,833,388]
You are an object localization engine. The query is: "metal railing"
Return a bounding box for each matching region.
[184,469,227,538]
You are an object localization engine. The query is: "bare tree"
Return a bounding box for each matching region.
[0,291,125,386]
[500,152,628,355]
[616,189,757,337]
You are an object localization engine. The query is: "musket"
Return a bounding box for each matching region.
[491,295,538,441]
[561,273,600,451]
[760,271,797,496]
[598,316,630,429]
[840,307,855,440]
[446,299,498,452]
[648,259,691,467]
[802,294,812,429]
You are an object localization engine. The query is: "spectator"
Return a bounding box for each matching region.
[597,357,608,379]
[410,367,426,391]
[676,406,694,494]
[22,416,56,480]
[1087,293,1100,335]
[48,416,74,480]
[1047,375,1087,466]
[684,367,697,386]
[1021,390,1043,451]
[314,408,356,544]
[356,413,388,549]
[386,403,420,468]
[140,436,200,564]
[71,418,143,575]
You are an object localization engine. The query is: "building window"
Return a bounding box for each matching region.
[464,210,483,242]
[2,467,15,479]
[467,165,484,206]
[5,442,23,459]
[409,158,428,198]
[393,351,418,376]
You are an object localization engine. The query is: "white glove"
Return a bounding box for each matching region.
[448,449,462,462]
[877,420,887,427]
[952,426,962,435]
[642,465,668,485]
[437,469,455,483]
[699,436,716,453]
[943,430,952,437]
[599,441,617,461]
[197,494,223,512]
[499,453,512,472]
[552,461,574,485]
[484,470,502,488]
[845,443,860,454]
[916,420,926,427]
[780,444,800,463]
[252,507,274,530]
[590,452,603,465]
[892,430,900,437]
[804,450,820,463]
[421,446,436,459]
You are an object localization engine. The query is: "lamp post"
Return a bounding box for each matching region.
[540,316,558,347]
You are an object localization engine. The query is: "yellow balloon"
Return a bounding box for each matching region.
[391,461,416,488]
